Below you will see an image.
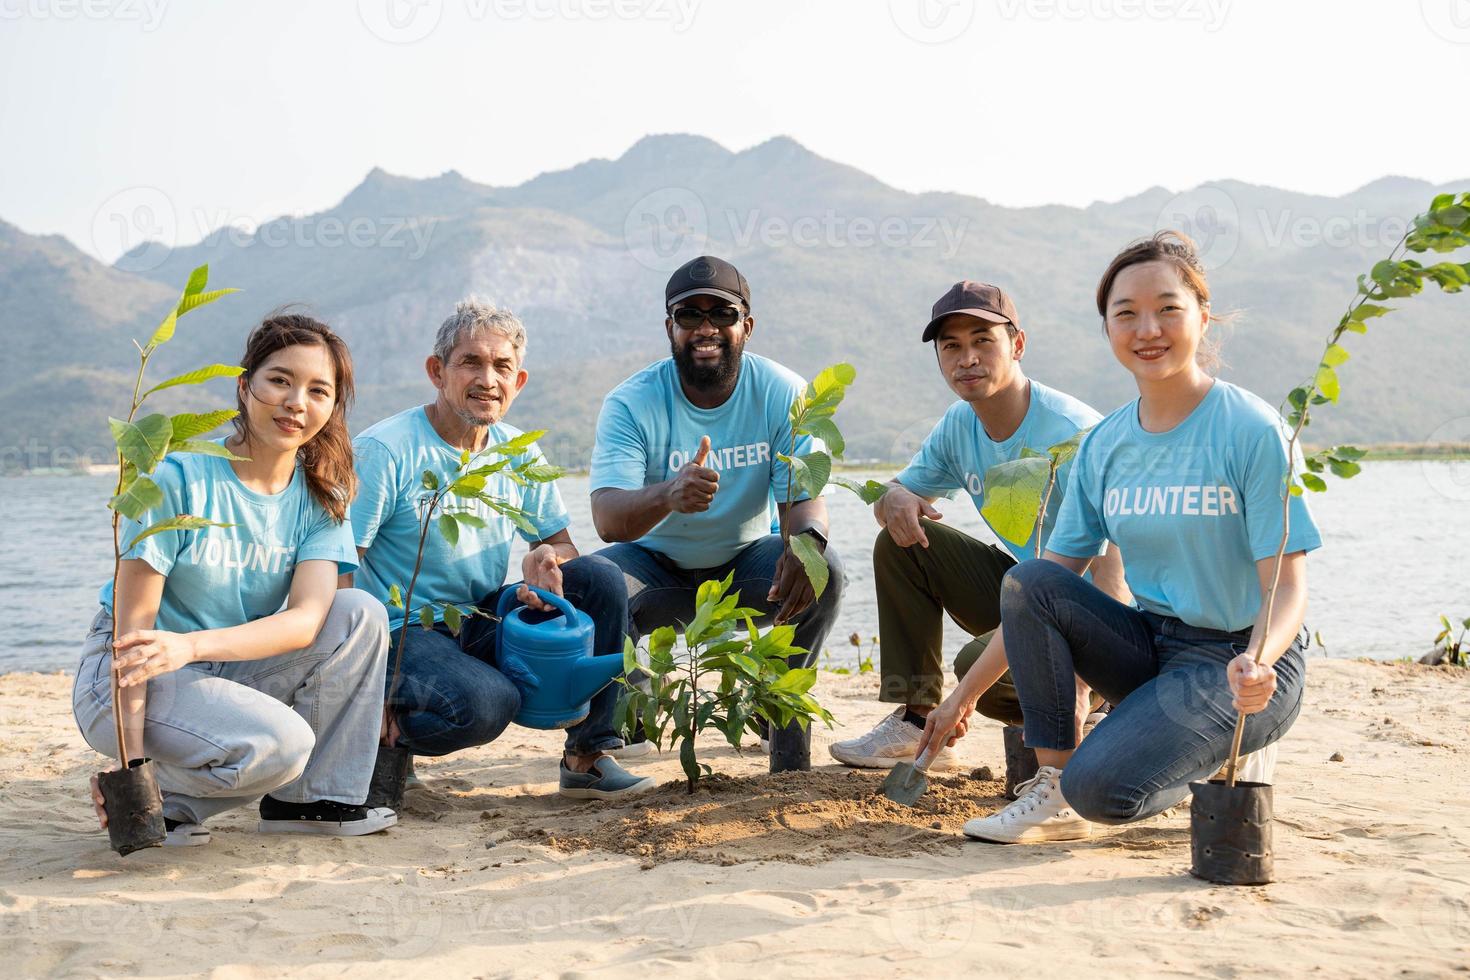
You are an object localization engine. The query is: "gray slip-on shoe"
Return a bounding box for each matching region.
[558,756,656,801]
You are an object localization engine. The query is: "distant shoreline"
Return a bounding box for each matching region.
[4,445,1468,478]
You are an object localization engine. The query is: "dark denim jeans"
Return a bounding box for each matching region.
[1000,559,1306,825]
[597,534,844,667]
[384,554,628,757]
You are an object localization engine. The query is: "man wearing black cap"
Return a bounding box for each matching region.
[829,281,1127,771]
[589,256,844,760]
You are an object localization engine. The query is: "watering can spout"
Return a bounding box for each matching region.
[568,652,623,706]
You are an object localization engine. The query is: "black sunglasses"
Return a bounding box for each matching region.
[671,305,744,329]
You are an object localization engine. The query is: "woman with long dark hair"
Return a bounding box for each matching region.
[75,314,395,845]
[916,232,1320,843]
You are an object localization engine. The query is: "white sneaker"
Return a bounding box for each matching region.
[163,820,210,847]
[829,707,958,770]
[605,739,654,759]
[962,766,1092,844]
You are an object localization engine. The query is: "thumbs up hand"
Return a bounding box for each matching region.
[665,435,720,513]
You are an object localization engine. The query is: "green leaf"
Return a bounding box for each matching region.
[422,469,441,491]
[794,451,832,500]
[449,474,486,497]
[1313,364,1340,403]
[771,668,817,695]
[182,264,210,297]
[1046,427,1088,468]
[622,636,639,677]
[804,416,845,458]
[832,477,888,504]
[788,532,829,601]
[1321,343,1351,368]
[110,475,163,520]
[420,605,436,630]
[519,462,564,483]
[979,456,1051,546]
[1327,458,1361,480]
[442,603,463,635]
[450,511,487,529]
[124,515,220,553]
[388,584,404,610]
[437,513,459,547]
[110,414,173,474]
[143,363,246,397]
[1287,387,1309,411]
[169,439,247,461]
[146,309,178,351]
[1300,473,1328,493]
[679,737,699,790]
[176,288,238,317]
[484,499,539,536]
[485,430,544,457]
[1345,303,1390,325]
[169,410,237,441]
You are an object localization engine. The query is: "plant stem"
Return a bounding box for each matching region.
[108,349,153,770]
[1033,463,1058,560]
[1224,231,1411,786]
[387,492,439,704]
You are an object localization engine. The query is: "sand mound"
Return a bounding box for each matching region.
[509,767,1009,865]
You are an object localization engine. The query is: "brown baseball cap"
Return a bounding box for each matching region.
[921,281,1019,342]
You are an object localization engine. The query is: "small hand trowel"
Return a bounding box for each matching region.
[882,745,938,806]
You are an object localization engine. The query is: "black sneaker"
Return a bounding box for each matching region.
[256,795,397,836]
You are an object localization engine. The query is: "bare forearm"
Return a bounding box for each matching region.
[952,628,1010,707]
[1089,544,1132,606]
[591,485,673,542]
[189,607,328,663]
[1245,579,1308,667]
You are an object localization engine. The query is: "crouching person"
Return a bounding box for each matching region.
[75,315,395,846]
[350,299,654,802]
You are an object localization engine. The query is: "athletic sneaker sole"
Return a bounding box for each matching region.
[557,778,657,801]
[604,741,654,759]
[164,823,210,847]
[257,808,398,837]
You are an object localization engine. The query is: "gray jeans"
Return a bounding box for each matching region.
[73,589,390,825]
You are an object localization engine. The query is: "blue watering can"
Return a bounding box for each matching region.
[496,586,623,730]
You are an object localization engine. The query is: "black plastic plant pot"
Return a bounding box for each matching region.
[1002,725,1039,800]
[366,744,411,809]
[769,718,811,774]
[97,758,166,856]
[1189,778,1275,885]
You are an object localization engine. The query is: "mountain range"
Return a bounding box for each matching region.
[2,134,1464,471]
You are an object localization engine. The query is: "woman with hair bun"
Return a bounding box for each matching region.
[74,314,395,846]
[916,232,1321,843]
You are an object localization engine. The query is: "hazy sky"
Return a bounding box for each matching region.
[3,0,1467,262]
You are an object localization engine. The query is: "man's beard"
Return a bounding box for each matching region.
[672,338,742,391]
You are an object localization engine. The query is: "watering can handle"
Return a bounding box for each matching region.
[499,584,577,624]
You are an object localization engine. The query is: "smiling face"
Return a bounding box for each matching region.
[1103,260,1211,386]
[934,315,1025,403]
[427,329,528,427]
[665,293,753,391]
[237,342,338,453]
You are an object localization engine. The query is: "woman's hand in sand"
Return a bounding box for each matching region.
[915,694,974,762]
[1227,653,1277,714]
[113,630,198,687]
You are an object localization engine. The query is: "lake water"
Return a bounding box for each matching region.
[1,462,1465,673]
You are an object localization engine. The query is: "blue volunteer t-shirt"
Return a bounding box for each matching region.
[1048,380,1323,633]
[896,379,1103,563]
[98,449,358,634]
[352,407,571,630]
[589,353,814,569]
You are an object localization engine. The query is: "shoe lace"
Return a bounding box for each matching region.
[1004,769,1058,819]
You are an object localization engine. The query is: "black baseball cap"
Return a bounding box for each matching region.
[665,255,751,310]
[921,281,1019,342]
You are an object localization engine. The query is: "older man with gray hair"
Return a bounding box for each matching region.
[349,298,653,802]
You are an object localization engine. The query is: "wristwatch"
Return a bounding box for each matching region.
[797,526,829,550]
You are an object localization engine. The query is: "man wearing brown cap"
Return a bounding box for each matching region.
[830,281,1126,770]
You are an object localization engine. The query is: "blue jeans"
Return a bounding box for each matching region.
[384,554,627,757]
[1000,559,1306,825]
[597,535,844,667]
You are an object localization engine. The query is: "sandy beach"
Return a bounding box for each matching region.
[2,659,1466,978]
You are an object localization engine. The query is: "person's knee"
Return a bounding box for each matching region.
[451,671,523,749]
[816,546,845,606]
[330,589,390,651]
[563,553,630,611]
[1000,559,1068,618]
[873,526,901,564]
[1060,761,1146,826]
[973,682,1023,726]
[250,710,316,791]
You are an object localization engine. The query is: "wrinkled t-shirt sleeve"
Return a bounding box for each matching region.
[297,503,360,575]
[1044,437,1108,558]
[895,418,961,499]
[589,393,649,493]
[118,460,189,577]
[350,437,396,550]
[1242,425,1323,561]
